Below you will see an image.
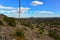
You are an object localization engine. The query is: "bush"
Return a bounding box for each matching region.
[48,29,60,40]
[35,24,40,28]
[38,27,44,35]
[21,21,34,29]
[4,17,16,26]
[15,29,25,40]
[0,20,4,25]
[21,21,30,26]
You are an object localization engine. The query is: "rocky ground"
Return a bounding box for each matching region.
[0,14,60,40]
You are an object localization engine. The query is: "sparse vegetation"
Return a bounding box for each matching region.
[38,27,44,36]
[20,20,34,29]
[14,29,25,40]
[4,17,16,26]
[0,20,4,25]
[35,24,40,28]
[0,14,60,40]
[21,21,31,26]
[48,29,60,40]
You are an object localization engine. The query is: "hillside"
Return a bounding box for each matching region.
[0,14,60,40]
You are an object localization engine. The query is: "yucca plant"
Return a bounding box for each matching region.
[14,29,25,40]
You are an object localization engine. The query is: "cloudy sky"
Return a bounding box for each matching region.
[0,0,60,18]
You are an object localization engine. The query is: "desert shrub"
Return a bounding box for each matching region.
[48,29,60,40]
[38,27,44,35]
[15,29,25,40]
[21,21,30,26]
[21,21,34,29]
[4,17,16,26]
[0,20,4,25]
[35,24,40,28]
[29,25,34,29]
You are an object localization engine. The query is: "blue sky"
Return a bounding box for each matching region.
[0,0,60,18]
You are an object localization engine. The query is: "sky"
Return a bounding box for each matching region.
[0,0,60,18]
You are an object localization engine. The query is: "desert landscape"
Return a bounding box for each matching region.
[0,14,60,40]
[0,0,60,40]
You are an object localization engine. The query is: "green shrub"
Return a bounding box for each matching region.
[4,17,16,26]
[21,21,30,26]
[15,29,25,40]
[38,27,44,35]
[35,24,40,28]
[0,20,4,25]
[21,21,34,29]
[48,29,60,40]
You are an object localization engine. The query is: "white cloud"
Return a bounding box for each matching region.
[31,1,43,6]
[19,7,30,13]
[35,11,54,14]
[0,4,15,10]
[0,4,18,14]
[0,4,30,14]
[0,10,16,13]
[14,7,30,14]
